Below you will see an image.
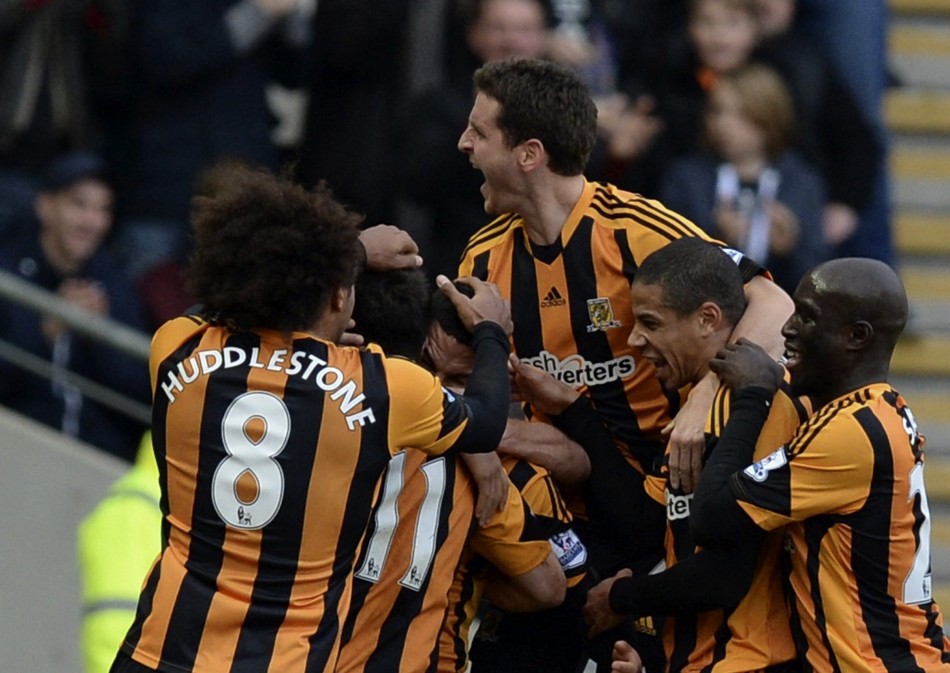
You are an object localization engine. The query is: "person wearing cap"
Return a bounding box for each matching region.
[0,151,150,462]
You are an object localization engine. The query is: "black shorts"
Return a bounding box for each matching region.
[469,579,592,673]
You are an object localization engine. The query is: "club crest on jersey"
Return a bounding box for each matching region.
[743,446,788,482]
[586,297,622,332]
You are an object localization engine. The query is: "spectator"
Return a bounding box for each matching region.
[545,0,617,97]
[0,0,128,242]
[0,151,150,461]
[609,0,765,197]
[108,0,314,281]
[395,0,551,281]
[632,0,880,222]
[762,0,892,262]
[297,0,412,230]
[659,63,828,293]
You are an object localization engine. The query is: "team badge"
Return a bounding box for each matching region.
[585,297,621,333]
[743,446,788,482]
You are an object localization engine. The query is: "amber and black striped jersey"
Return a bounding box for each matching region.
[438,457,585,673]
[120,317,481,673]
[458,179,765,472]
[732,383,950,672]
[642,377,811,672]
[335,449,477,673]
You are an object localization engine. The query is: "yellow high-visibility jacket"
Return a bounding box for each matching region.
[77,432,161,673]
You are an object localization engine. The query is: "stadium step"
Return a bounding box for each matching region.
[889,0,950,16]
[891,144,950,182]
[894,212,950,256]
[889,0,950,532]
[891,22,950,58]
[885,89,950,135]
[892,335,950,377]
[901,265,950,301]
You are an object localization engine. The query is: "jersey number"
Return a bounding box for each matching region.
[355,452,447,591]
[212,391,290,530]
[903,461,933,604]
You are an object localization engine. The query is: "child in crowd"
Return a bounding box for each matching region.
[659,63,828,293]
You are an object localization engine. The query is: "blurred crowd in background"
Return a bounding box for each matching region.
[0,0,891,462]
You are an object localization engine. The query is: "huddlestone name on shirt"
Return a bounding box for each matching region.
[159,347,376,430]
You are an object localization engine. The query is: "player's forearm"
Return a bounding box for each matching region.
[498,418,591,485]
[453,322,511,454]
[483,553,566,612]
[735,276,793,358]
[609,542,759,616]
[690,387,771,549]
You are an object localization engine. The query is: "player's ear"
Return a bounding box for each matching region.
[847,320,873,351]
[698,301,724,333]
[519,139,544,172]
[330,285,351,312]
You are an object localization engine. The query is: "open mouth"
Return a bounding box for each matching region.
[644,354,667,376]
[782,345,801,368]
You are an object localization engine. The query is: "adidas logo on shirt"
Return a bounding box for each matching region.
[540,286,566,308]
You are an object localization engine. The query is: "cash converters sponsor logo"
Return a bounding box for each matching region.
[520,350,636,388]
[540,286,567,308]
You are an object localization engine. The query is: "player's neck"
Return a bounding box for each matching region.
[521,174,585,246]
[813,365,890,409]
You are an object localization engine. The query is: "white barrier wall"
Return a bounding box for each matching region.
[0,407,127,672]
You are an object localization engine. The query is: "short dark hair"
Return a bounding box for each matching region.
[186,165,363,332]
[634,239,747,326]
[472,58,597,176]
[430,280,475,346]
[353,268,432,359]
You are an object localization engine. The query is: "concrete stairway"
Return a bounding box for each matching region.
[887,0,950,608]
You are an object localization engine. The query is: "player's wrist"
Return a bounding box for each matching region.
[608,575,640,616]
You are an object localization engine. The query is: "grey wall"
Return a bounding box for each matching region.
[0,407,126,672]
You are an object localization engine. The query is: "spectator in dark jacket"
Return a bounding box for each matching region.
[0,0,128,244]
[0,152,150,461]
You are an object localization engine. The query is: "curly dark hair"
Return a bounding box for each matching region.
[185,165,364,332]
[472,58,597,176]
